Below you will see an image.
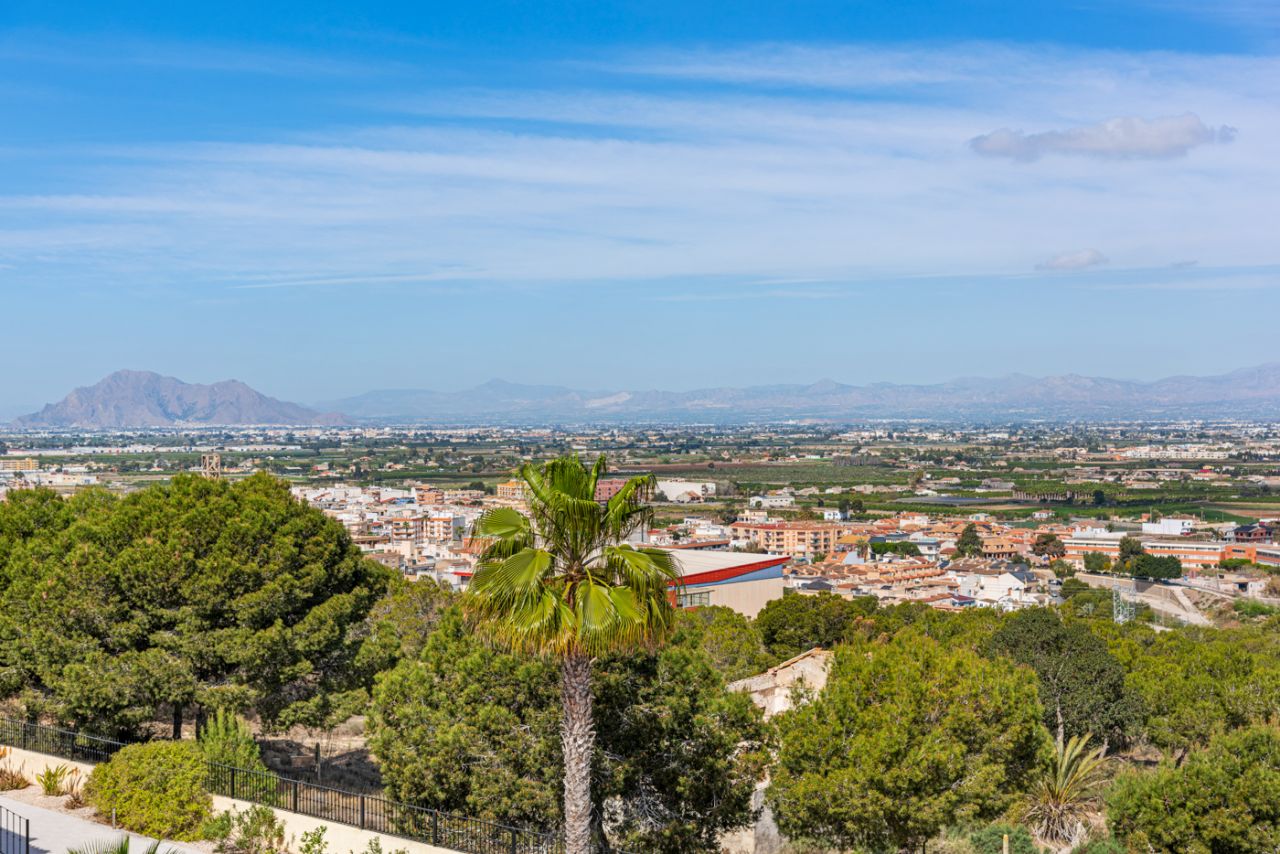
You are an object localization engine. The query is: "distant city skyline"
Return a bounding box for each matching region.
[1,0,1277,404]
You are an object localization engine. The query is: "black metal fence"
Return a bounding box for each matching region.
[0,717,124,764]
[0,803,29,854]
[0,718,579,854]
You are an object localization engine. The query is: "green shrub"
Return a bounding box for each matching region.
[298,827,328,854]
[1074,839,1124,854]
[1234,599,1278,618]
[87,741,211,840]
[968,824,1036,854]
[200,711,280,806]
[201,811,234,842]
[1106,726,1280,851]
[199,711,267,771]
[353,840,408,854]
[213,805,286,854]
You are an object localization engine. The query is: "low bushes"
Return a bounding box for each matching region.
[209,805,287,853]
[86,741,211,840]
[969,824,1036,854]
[0,747,28,790]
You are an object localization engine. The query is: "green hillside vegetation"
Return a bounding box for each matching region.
[4,469,1280,851]
[0,473,391,737]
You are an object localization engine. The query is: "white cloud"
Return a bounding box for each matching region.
[0,43,1277,292]
[1037,249,1110,271]
[970,114,1236,161]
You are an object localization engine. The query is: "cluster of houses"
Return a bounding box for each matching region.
[292,478,1280,620]
[291,483,499,588]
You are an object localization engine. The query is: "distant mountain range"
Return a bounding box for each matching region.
[12,371,346,429]
[322,364,1280,423]
[10,364,1280,429]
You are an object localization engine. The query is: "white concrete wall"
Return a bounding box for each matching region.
[3,745,95,781]
[211,794,458,854]
[2,746,459,854]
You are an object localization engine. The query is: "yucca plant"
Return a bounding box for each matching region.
[0,747,28,791]
[465,454,681,854]
[1021,733,1111,849]
[36,762,70,796]
[64,767,87,809]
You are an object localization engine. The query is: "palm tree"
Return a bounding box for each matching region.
[1021,733,1111,850]
[466,455,681,854]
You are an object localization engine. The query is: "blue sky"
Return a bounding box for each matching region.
[1,1,1278,409]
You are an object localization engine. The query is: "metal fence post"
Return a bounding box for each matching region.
[0,716,610,854]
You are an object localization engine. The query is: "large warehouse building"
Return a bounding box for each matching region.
[660,548,789,617]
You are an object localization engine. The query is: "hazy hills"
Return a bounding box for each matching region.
[12,371,347,429]
[11,364,1280,429]
[323,363,1280,423]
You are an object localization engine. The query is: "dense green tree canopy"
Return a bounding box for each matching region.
[1107,726,1280,853]
[986,608,1142,747]
[768,631,1049,853]
[0,474,390,737]
[354,576,456,675]
[1083,551,1112,574]
[369,607,563,828]
[1125,553,1182,580]
[368,606,768,852]
[955,523,984,557]
[1107,625,1280,756]
[671,605,775,682]
[754,591,875,660]
[870,540,921,557]
[1032,533,1066,559]
[1117,536,1144,562]
[591,644,770,852]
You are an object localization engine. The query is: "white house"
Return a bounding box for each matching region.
[656,479,717,503]
[1141,517,1196,536]
[950,568,1037,609]
[750,494,795,509]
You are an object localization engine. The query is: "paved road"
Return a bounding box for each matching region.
[0,794,204,854]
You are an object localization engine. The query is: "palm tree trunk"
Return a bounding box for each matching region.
[562,652,595,854]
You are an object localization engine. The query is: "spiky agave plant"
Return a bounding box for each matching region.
[1022,733,1111,849]
[67,838,175,854]
[465,454,681,854]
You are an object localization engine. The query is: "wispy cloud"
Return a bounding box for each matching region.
[0,30,385,77]
[1135,0,1280,30]
[970,113,1235,161]
[1037,249,1110,271]
[0,41,1276,294]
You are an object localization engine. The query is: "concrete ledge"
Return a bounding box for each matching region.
[3,746,460,853]
[212,794,460,854]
